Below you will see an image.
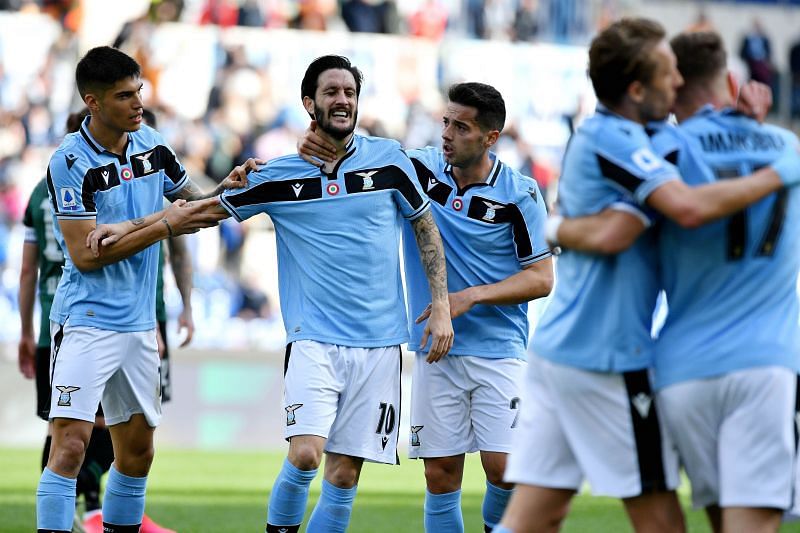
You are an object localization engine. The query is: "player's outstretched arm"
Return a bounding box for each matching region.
[410,210,454,363]
[168,158,264,202]
[166,234,195,347]
[71,198,226,271]
[550,209,648,255]
[647,146,800,228]
[17,241,38,379]
[416,257,554,324]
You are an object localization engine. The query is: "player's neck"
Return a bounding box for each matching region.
[321,130,354,159]
[606,100,647,126]
[87,115,129,155]
[451,152,493,189]
[673,85,731,123]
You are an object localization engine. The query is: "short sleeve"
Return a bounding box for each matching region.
[595,126,680,206]
[151,130,189,197]
[511,178,552,267]
[391,148,430,220]
[219,166,274,222]
[47,152,96,221]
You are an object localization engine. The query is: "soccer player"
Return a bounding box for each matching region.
[494,18,800,533]
[37,46,254,533]
[552,31,800,533]
[298,82,554,533]
[95,54,455,533]
[20,108,177,533]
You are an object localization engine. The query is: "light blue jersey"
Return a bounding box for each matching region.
[532,108,679,372]
[48,117,188,331]
[405,147,551,359]
[220,134,429,348]
[651,107,800,389]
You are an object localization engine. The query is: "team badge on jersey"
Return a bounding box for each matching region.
[410,425,423,446]
[121,167,133,181]
[136,151,155,174]
[452,198,463,211]
[285,403,303,426]
[55,385,80,406]
[356,170,378,190]
[327,183,340,196]
[59,188,78,210]
[482,201,503,222]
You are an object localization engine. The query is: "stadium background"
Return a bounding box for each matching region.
[1,1,800,530]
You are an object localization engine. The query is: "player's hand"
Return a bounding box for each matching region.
[166,197,228,235]
[419,302,454,363]
[415,289,476,324]
[86,220,137,256]
[177,307,194,347]
[156,324,166,360]
[737,80,772,124]
[772,144,800,187]
[222,157,265,189]
[18,334,36,379]
[297,120,337,166]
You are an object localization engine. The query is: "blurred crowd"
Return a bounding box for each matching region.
[0,0,584,349]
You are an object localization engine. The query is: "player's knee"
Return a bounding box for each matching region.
[424,460,461,493]
[50,436,88,474]
[326,465,359,489]
[290,445,322,471]
[115,443,155,476]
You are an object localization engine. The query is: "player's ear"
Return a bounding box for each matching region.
[627,80,646,104]
[84,92,100,113]
[484,129,500,149]
[302,96,315,118]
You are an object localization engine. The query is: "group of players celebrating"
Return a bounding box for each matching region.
[30,13,800,533]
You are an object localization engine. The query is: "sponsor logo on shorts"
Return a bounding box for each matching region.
[381,436,389,450]
[631,392,652,419]
[285,403,303,426]
[410,425,423,446]
[55,386,80,406]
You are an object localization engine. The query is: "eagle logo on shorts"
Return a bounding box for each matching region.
[410,425,423,446]
[285,404,303,426]
[55,386,80,407]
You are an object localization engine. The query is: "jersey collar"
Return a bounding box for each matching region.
[79,116,130,164]
[444,152,502,195]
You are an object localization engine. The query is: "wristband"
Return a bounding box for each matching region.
[545,215,563,247]
[161,218,174,237]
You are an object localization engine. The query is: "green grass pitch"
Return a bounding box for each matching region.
[2,447,797,532]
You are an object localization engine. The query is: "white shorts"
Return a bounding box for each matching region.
[283,340,401,464]
[49,321,161,427]
[409,353,524,458]
[505,354,680,498]
[658,366,798,510]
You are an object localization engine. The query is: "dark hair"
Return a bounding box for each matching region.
[670,31,727,90]
[447,82,506,132]
[65,107,90,134]
[75,46,141,98]
[142,108,157,128]
[300,55,363,101]
[588,18,666,106]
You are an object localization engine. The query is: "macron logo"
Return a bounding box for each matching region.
[291,183,304,197]
[631,392,652,419]
[427,178,438,191]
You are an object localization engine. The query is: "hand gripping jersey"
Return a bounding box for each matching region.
[47,117,189,331]
[405,147,550,359]
[221,134,430,348]
[532,107,679,372]
[651,106,800,388]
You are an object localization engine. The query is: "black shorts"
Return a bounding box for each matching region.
[159,320,172,403]
[35,345,51,421]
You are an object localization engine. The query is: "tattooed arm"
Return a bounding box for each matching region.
[410,210,454,362]
[166,234,195,347]
[167,158,264,202]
